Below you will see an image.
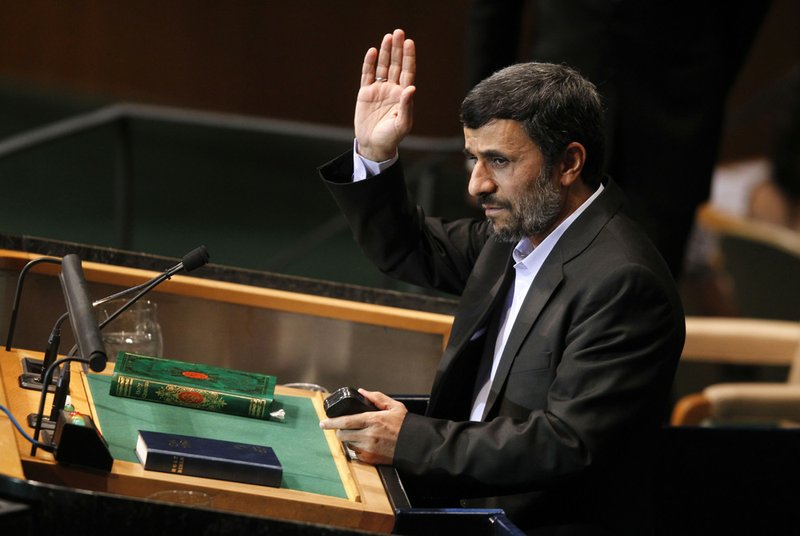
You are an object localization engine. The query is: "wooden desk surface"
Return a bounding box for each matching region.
[0,348,394,533]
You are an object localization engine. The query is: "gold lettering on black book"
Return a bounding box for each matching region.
[170,455,185,474]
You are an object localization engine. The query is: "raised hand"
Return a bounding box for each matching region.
[354,29,416,162]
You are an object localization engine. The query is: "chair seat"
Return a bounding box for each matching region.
[705,383,800,423]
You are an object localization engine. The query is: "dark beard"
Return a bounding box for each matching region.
[484,168,563,243]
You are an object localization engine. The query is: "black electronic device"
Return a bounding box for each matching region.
[323,387,378,418]
[51,409,113,472]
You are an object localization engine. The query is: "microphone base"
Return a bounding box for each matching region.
[18,357,57,392]
[18,373,57,393]
[27,412,57,431]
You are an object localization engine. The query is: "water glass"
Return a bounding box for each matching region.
[97,298,164,360]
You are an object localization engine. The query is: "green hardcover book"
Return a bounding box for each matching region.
[109,353,277,420]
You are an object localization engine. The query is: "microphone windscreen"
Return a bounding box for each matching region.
[88,351,107,372]
[182,245,210,272]
[59,255,107,372]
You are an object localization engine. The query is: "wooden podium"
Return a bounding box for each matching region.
[0,350,394,532]
[0,249,455,533]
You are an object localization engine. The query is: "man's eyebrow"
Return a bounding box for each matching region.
[463,148,508,159]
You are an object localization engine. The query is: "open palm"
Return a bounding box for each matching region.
[354,30,416,162]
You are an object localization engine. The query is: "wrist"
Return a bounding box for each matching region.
[352,139,399,181]
[355,141,397,164]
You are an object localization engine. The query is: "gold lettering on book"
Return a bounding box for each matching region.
[171,455,185,474]
[168,438,192,449]
[249,398,267,418]
[117,376,132,397]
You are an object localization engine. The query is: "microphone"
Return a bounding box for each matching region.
[16,246,209,391]
[8,247,209,352]
[181,244,211,272]
[51,245,209,400]
[48,365,71,423]
[36,314,67,389]
[29,246,210,455]
[93,245,209,309]
[95,245,209,330]
[59,254,107,373]
[31,254,107,455]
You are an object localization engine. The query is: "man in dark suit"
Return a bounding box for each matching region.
[319,29,685,535]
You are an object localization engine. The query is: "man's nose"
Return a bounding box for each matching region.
[467,161,496,197]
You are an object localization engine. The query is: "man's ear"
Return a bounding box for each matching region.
[559,142,586,187]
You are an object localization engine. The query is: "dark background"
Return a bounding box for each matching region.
[0,0,798,291]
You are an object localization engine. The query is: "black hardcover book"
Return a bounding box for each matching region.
[135,430,282,487]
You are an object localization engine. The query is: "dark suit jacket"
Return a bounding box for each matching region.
[320,151,685,534]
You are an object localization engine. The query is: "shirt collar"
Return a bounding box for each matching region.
[512,182,605,265]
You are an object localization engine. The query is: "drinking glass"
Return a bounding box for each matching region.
[97,298,164,360]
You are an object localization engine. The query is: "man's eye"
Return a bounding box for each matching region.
[491,157,509,166]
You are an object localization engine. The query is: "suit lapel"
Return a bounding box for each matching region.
[481,259,564,419]
[428,246,514,416]
[439,246,514,370]
[480,179,625,419]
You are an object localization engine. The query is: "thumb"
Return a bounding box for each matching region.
[395,86,416,133]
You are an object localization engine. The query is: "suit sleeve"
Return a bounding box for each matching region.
[319,151,488,295]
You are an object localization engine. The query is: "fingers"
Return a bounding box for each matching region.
[399,38,416,88]
[362,29,414,88]
[387,30,405,83]
[334,424,391,465]
[375,31,393,81]
[357,388,394,410]
[320,412,371,431]
[360,47,378,87]
[318,390,393,430]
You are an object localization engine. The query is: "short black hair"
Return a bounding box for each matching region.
[461,62,606,187]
